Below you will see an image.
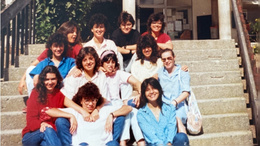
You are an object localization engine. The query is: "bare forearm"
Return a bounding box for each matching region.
[157,42,173,50]
[64,97,86,115]
[125,44,137,50]
[46,108,73,119]
[174,92,190,104]
[112,105,132,117]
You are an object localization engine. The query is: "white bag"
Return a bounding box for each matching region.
[184,90,203,135]
[178,70,203,135]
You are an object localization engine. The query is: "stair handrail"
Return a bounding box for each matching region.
[1,0,32,29]
[231,0,260,143]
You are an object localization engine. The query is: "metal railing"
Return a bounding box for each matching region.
[231,0,260,144]
[1,0,36,81]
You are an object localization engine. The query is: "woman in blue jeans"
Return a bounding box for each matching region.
[137,77,189,146]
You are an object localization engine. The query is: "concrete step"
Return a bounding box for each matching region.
[192,83,244,100]
[19,55,38,67]
[189,71,242,86]
[28,44,46,55]
[172,39,235,50]
[188,131,252,145]
[202,113,250,133]
[1,95,27,112]
[175,49,237,61]
[177,59,240,72]
[1,129,23,146]
[1,111,26,130]
[197,97,247,115]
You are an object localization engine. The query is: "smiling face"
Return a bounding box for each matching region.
[82,54,96,72]
[50,43,64,59]
[103,59,116,74]
[145,84,159,103]
[67,27,77,44]
[91,24,105,39]
[161,51,175,71]
[44,73,58,92]
[142,47,152,60]
[81,98,98,113]
[150,20,162,33]
[120,21,133,34]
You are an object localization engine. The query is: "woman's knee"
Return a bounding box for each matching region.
[55,117,70,128]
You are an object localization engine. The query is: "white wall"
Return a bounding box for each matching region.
[192,0,212,39]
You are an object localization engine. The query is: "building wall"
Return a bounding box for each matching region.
[192,0,212,39]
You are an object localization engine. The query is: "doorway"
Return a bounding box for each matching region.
[197,15,212,39]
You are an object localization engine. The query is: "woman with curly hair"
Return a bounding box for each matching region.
[131,34,163,82]
[22,65,88,146]
[142,12,173,50]
[46,82,129,146]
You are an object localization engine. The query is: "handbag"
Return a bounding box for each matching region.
[178,70,203,135]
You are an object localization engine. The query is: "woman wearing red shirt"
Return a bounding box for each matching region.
[22,65,87,145]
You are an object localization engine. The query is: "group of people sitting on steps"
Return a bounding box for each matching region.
[19,11,191,146]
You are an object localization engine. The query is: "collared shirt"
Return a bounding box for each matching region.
[61,71,108,100]
[83,38,118,57]
[158,64,190,123]
[137,103,177,145]
[29,57,75,79]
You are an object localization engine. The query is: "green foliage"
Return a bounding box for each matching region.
[249,18,260,42]
[35,0,94,43]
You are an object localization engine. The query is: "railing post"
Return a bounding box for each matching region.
[25,5,29,55]
[21,9,25,54]
[15,13,20,67]
[32,0,36,44]
[4,23,11,81]
[11,18,16,65]
[1,28,5,79]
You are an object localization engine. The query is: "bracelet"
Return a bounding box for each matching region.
[174,99,178,107]
[110,113,114,118]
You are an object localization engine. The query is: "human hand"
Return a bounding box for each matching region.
[18,79,27,95]
[181,65,189,72]
[40,122,53,132]
[90,109,99,122]
[105,114,113,133]
[67,67,82,78]
[69,115,78,134]
[132,95,140,107]
[82,111,91,122]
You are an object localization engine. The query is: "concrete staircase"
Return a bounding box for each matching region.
[0,40,254,145]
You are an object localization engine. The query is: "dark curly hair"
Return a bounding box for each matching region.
[89,13,109,38]
[138,77,163,110]
[46,32,68,58]
[117,11,135,26]
[100,50,120,70]
[147,12,166,34]
[36,65,63,104]
[76,46,100,74]
[57,20,82,46]
[72,82,104,108]
[136,34,159,64]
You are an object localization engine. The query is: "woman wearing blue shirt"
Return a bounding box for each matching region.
[137,77,189,146]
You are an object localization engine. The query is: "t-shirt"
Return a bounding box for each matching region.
[60,105,121,146]
[37,44,82,61]
[111,29,140,61]
[106,70,131,105]
[22,88,65,137]
[29,57,75,79]
[83,38,118,57]
[131,59,163,82]
[142,32,171,43]
[61,71,108,100]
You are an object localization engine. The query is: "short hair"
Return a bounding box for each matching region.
[147,12,166,34]
[57,20,82,45]
[36,65,63,104]
[46,32,68,58]
[72,82,104,108]
[160,48,175,58]
[118,11,135,26]
[89,13,109,30]
[76,46,100,74]
[138,77,163,109]
[136,34,159,64]
[100,50,120,70]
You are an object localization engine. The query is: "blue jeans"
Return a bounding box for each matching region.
[172,133,189,146]
[22,128,61,146]
[127,99,136,108]
[55,116,125,146]
[55,118,72,145]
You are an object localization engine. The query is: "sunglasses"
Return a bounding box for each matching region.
[161,57,173,62]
